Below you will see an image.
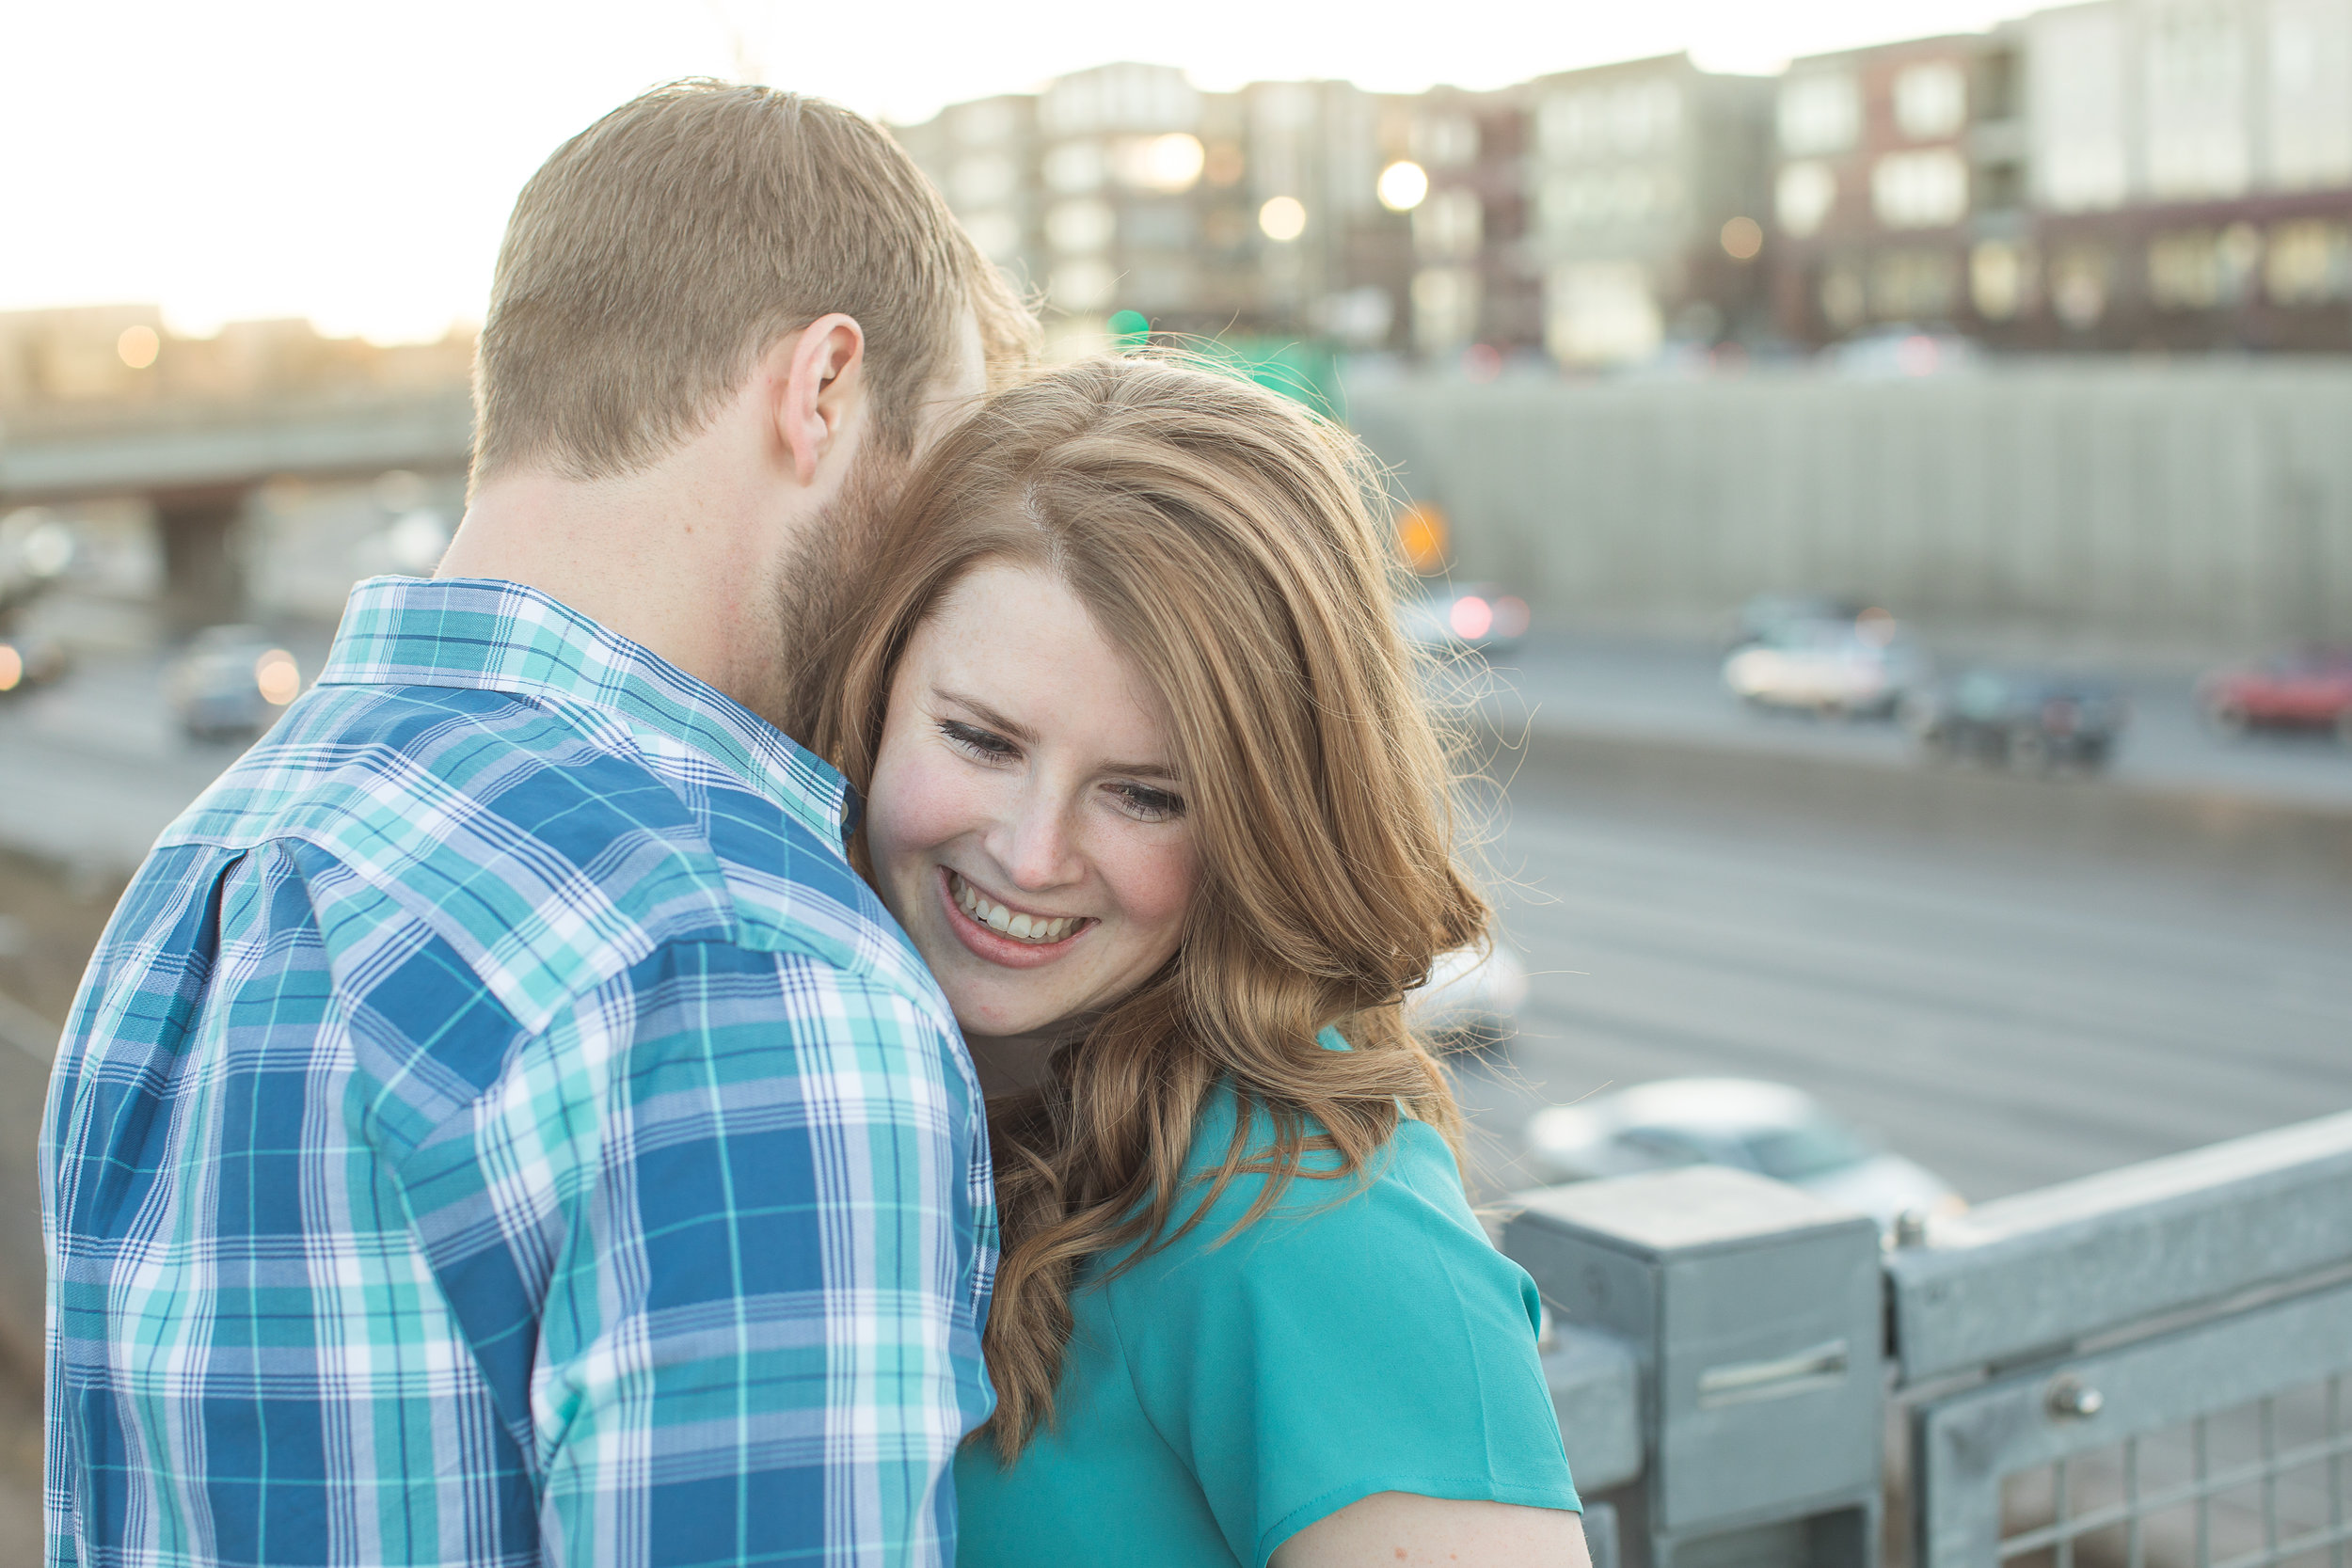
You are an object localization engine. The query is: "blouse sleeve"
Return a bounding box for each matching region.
[1100,1118,1581,1568]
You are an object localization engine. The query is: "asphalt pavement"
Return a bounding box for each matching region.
[1453,775,2352,1207]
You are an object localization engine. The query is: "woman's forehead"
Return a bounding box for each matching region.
[914,563,1178,765]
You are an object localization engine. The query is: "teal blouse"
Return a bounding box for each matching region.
[953,1034,1581,1567]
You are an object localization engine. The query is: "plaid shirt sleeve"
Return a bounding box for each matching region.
[393,936,991,1567]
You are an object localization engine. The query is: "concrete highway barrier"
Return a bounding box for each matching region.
[1469,717,2352,888]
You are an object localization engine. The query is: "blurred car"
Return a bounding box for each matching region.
[1396,583,1532,656]
[1721,610,1926,718]
[1902,669,2127,772]
[1727,593,1870,650]
[1406,942,1530,1052]
[1523,1078,1964,1235]
[1822,327,1984,379]
[2196,645,2352,742]
[167,626,303,742]
[0,633,68,697]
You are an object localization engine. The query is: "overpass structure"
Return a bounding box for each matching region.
[0,389,473,628]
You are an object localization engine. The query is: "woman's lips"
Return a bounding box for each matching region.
[937,866,1090,970]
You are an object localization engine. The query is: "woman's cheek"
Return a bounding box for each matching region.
[867,745,983,900]
[1100,823,1199,935]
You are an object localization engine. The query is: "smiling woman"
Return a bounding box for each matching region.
[818,355,1588,1568]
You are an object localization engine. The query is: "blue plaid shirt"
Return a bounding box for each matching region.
[42,577,996,1568]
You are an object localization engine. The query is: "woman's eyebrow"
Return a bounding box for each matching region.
[935,689,1181,784]
[935,689,1039,744]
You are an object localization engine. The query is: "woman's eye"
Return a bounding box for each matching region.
[1110,782,1185,822]
[939,721,1018,762]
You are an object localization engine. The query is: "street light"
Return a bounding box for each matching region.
[1258,195,1307,243]
[117,325,159,370]
[1120,133,1205,193]
[1377,161,1429,213]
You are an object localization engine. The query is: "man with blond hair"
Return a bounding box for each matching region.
[44,81,1036,1568]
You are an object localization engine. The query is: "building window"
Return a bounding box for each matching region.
[1537,80,1681,163]
[2050,245,2115,327]
[1820,263,1867,331]
[2030,5,2131,211]
[2265,220,2352,302]
[1777,162,1838,238]
[2269,0,2352,188]
[1043,141,1106,196]
[1871,150,1968,228]
[1413,186,1485,260]
[1545,261,1661,366]
[2144,2,2250,199]
[952,153,1018,210]
[1970,241,2034,319]
[1536,91,1602,161]
[1869,249,1961,320]
[2148,225,2262,309]
[1121,200,1196,251]
[1412,267,1484,356]
[1779,71,1861,156]
[1045,198,1115,255]
[1893,63,1968,140]
[1412,114,1480,169]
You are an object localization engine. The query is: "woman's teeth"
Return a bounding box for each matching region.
[951,872,1080,944]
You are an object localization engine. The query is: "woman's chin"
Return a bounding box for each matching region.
[947,996,1066,1047]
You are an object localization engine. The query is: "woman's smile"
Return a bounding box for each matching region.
[939,867,1094,968]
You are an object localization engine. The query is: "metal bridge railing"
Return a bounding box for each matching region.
[1503,1110,2352,1568]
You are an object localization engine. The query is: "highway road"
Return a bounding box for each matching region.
[4,632,2349,1212]
[1470,631,2352,812]
[1454,775,2352,1206]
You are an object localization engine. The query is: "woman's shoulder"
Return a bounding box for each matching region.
[1129,1070,1492,1288]
[1089,1068,1577,1567]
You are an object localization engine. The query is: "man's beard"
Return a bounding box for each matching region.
[769,448,902,747]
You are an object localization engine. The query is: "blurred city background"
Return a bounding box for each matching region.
[4,0,2351,1561]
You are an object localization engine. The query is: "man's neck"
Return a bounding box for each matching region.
[438,445,807,731]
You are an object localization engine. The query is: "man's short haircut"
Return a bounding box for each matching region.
[473,80,1035,483]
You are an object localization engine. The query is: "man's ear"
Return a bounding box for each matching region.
[777,313,866,486]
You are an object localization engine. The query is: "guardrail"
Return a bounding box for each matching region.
[1503,1110,2352,1568]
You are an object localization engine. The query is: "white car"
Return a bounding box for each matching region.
[1406,942,1529,1050]
[1722,613,1925,718]
[1522,1078,1963,1235]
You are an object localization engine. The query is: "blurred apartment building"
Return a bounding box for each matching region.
[1769,32,2030,344]
[1772,0,2352,352]
[896,57,1772,369]
[903,2,2352,365]
[2016,0,2352,351]
[1518,57,1774,365]
[892,63,1419,357]
[7,3,2348,420]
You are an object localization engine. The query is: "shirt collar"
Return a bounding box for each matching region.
[316,575,850,846]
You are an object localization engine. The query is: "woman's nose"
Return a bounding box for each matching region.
[992,792,1082,892]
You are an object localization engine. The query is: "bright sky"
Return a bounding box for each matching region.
[2,0,2031,344]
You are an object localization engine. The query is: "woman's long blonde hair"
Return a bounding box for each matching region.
[816,356,1488,1460]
